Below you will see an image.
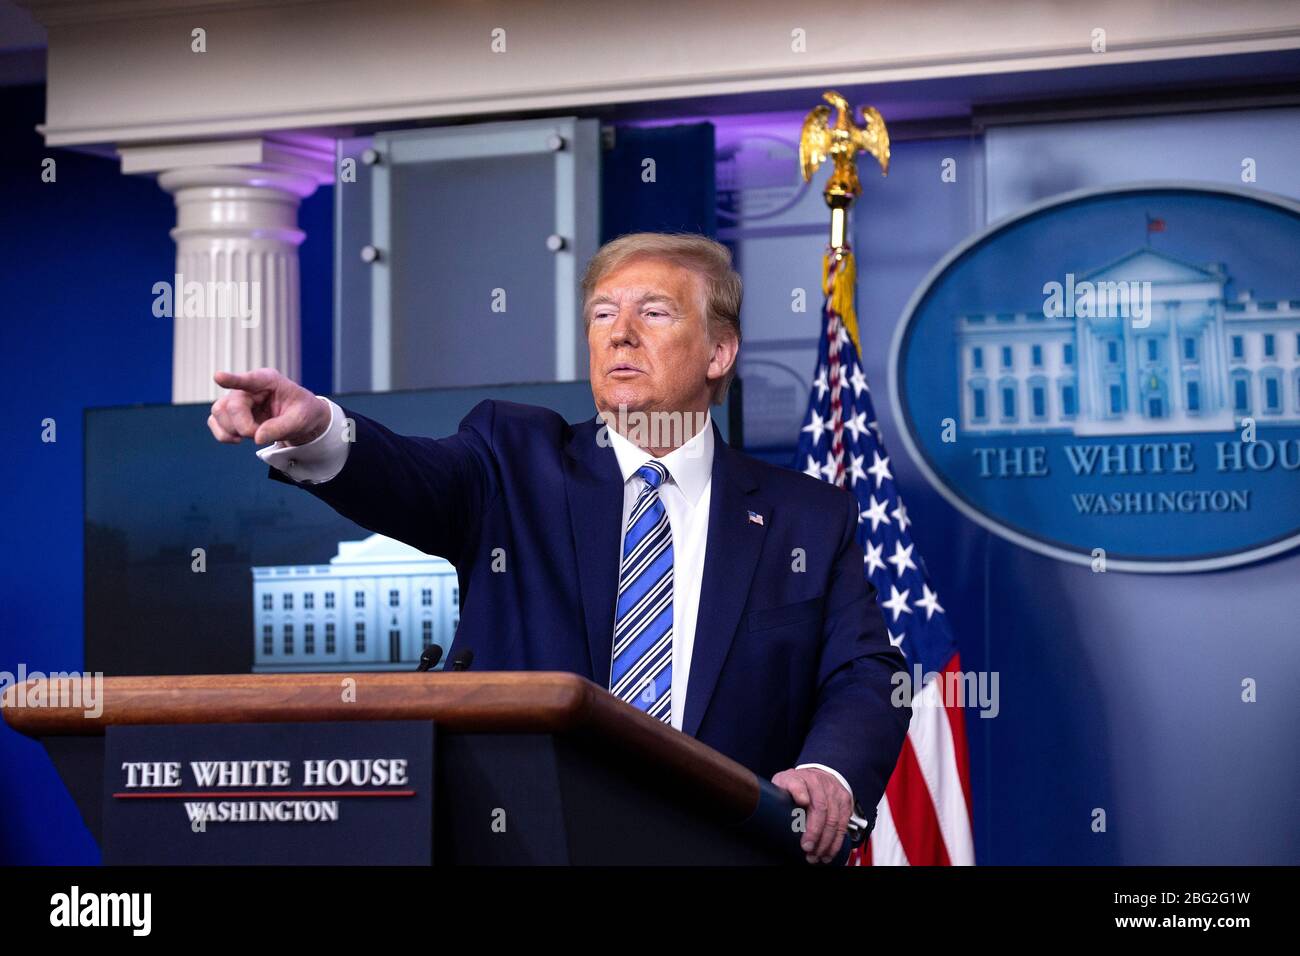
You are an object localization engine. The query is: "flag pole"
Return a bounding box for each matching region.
[793,97,974,867]
[797,94,892,863]
[798,91,890,361]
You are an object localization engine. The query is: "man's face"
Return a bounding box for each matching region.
[585,256,735,420]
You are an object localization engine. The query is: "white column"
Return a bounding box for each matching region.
[119,138,334,404]
[1209,304,1228,411]
[1167,303,1183,415]
[1122,317,1139,418]
[1077,323,1093,420]
[161,166,318,403]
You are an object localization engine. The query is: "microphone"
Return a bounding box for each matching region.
[450,649,474,671]
[415,644,444,673]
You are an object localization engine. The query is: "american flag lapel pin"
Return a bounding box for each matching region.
[747,510,764,526]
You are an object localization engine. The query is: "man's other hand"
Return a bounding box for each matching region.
[209,368,330,447]
[771,766,853,864]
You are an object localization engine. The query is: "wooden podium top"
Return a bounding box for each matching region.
[1,671,760,823]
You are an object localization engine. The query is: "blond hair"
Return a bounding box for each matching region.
[580,232,742,405]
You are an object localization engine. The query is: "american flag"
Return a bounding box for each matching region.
[793,252,975,866]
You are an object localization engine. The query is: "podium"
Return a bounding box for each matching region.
[3,672,847,865]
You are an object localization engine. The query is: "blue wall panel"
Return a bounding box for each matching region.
[0,85,334,863]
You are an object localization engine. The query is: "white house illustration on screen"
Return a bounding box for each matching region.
[956,248,1300,436]
[252,534,458,673]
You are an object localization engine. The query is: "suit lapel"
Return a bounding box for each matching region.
[563,415,623,686]
[562,413,769,732]
[682,422,767,739]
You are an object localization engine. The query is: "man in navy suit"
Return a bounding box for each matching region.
[209,232,909,864]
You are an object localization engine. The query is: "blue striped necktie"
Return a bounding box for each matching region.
[609,460,674,722]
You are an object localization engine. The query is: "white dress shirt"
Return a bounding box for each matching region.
[257,398,857,808]
[604,418,712,734]
[256,396,349,483]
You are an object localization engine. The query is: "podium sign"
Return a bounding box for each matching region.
[5,673,819,865]
[103,720,434,865]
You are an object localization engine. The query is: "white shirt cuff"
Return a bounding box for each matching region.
[255,397,349,484]
[796,763,870,829]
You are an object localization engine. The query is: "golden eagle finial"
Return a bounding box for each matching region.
[799,90,890,204]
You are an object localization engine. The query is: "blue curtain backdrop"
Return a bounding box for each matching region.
[0,84,334,864]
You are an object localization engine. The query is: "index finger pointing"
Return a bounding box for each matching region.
[214,368,278,393]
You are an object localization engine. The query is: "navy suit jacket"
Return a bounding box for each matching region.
[271,399,909,820]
